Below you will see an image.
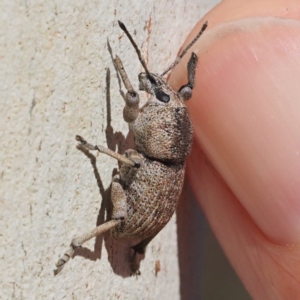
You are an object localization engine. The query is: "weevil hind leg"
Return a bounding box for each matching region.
[54,178,129,274]
[130,234,157,275]
[132,235,156,255]
[178,52,198,101]
[54,219,120,274]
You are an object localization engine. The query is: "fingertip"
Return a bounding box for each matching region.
[175,18,300,244]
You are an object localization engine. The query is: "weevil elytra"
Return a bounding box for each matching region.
[55,20,208,275]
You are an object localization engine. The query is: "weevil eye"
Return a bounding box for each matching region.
[155,90,170,103]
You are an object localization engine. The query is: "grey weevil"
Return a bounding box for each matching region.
[55,20,208,274]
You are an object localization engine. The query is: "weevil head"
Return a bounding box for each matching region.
[132,71,193,164]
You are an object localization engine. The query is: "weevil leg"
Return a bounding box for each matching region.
[178,52,198,101]
[132,235,156,255]
[75,135,140,167]
[114,55,140,123]
[54,175,129,274]
[111,175,127,220]
[130,234,157,275]
[55,219,120,274]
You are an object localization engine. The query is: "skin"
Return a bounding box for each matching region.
[169,0,300,299]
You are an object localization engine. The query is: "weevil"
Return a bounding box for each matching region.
[55,20,208,274]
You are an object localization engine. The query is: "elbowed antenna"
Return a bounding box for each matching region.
[118,20,155,82]
[160,21,208,76]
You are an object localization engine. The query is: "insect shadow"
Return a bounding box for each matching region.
[71,42,144,277]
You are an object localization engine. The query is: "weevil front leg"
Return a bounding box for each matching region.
[114,55,140,123]
[178,52,198,101]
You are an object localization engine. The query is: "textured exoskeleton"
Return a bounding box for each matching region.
[55,20,208,274]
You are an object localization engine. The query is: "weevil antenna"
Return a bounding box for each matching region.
[118,20,155,82]
[160,21,208,77]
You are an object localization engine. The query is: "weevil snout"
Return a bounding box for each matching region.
[138,72,171,103]
[138,72,153,93]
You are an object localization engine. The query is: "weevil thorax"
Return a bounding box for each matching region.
[131,72,193,164]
